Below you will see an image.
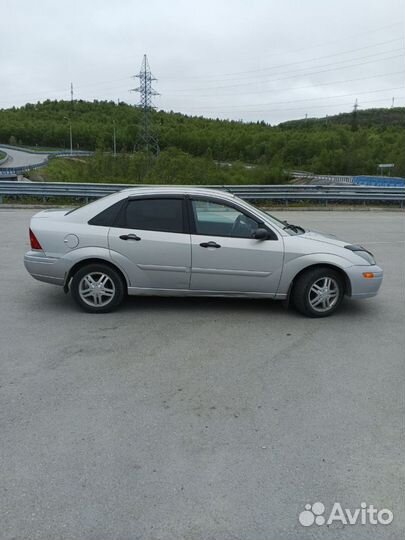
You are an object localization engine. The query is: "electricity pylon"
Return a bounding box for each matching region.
[131,54,160,155]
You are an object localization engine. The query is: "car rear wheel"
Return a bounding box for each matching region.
[71,264,125,313]
[291,267,344,318]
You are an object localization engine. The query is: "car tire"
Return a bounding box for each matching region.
[71,263,125,313]
[291,267,344,318]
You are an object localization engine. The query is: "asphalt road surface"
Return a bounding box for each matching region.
[1,208,404,540]
[0,147,48,169]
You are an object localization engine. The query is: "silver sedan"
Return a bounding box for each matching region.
[24,187,383,317]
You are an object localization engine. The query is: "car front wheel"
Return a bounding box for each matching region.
[291,267,344,318]
[71,263,125,313]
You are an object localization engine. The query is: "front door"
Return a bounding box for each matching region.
[108,196,191,290]
[189,198,284,294]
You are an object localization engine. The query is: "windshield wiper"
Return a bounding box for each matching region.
[282,221,305,234]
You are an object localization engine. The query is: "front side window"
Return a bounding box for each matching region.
[124,198,184,233]
[192,200,259,238]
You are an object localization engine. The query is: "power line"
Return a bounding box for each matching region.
[166,70,405,106]
[1,61,403,109]
[179,86,405,112]
[40,69,405,106]
[161,21,405,79]
[179,96,404,116]
[165,49,405,95]
[163,38,405,83]
[164,53,405,99]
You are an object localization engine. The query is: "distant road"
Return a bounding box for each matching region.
[0,146,49,169]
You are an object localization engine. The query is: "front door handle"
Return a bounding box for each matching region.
[120,233,141,241]
[200,241,221,248]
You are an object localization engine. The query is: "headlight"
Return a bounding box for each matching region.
[345,244,376,265]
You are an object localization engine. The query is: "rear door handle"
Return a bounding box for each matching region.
[200,241,221,248]
[120,234,141,241]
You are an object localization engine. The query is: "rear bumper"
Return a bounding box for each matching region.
[347,264,383,299]
[24,251,65,286]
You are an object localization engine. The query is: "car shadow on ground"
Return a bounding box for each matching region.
[122,294,286,315]
[120,294,372,320]
[25,283,373,320]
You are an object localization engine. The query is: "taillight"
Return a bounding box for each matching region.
[29,228,42,250]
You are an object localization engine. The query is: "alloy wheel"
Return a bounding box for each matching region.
[78,272,116,307]
[308,277,339,313]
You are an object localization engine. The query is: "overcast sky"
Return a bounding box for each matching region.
[1,0,404,124]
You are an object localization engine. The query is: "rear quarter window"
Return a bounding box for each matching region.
[88,200,125,226]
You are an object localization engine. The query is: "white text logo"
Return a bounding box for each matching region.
[298,501,393,527]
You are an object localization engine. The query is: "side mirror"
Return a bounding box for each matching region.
[253,228,269,240]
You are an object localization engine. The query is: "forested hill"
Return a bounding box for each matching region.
[279,107,405,129]
[0,100,404,178]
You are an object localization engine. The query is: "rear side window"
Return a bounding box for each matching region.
[123,198,184,233]
[88,200,125,226]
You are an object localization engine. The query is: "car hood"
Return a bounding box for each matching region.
[299,229,348,249]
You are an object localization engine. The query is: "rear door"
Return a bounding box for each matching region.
[108,196,191,290]
[189,198,284,294]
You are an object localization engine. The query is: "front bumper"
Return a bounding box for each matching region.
[24,251,65,286]
[347,264,383,298]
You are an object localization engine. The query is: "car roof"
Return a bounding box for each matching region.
[64,186,240,223]
[119,186,236,200]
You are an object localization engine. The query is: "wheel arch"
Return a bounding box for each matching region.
[286,263,351,305]
[64,258,129,293]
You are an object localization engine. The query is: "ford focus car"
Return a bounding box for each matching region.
[24,187,383,317]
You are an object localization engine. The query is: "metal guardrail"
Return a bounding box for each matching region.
[0,162,49,175]
[287,171,353,185]
[291,171,354,185]
[0,182,403,205]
